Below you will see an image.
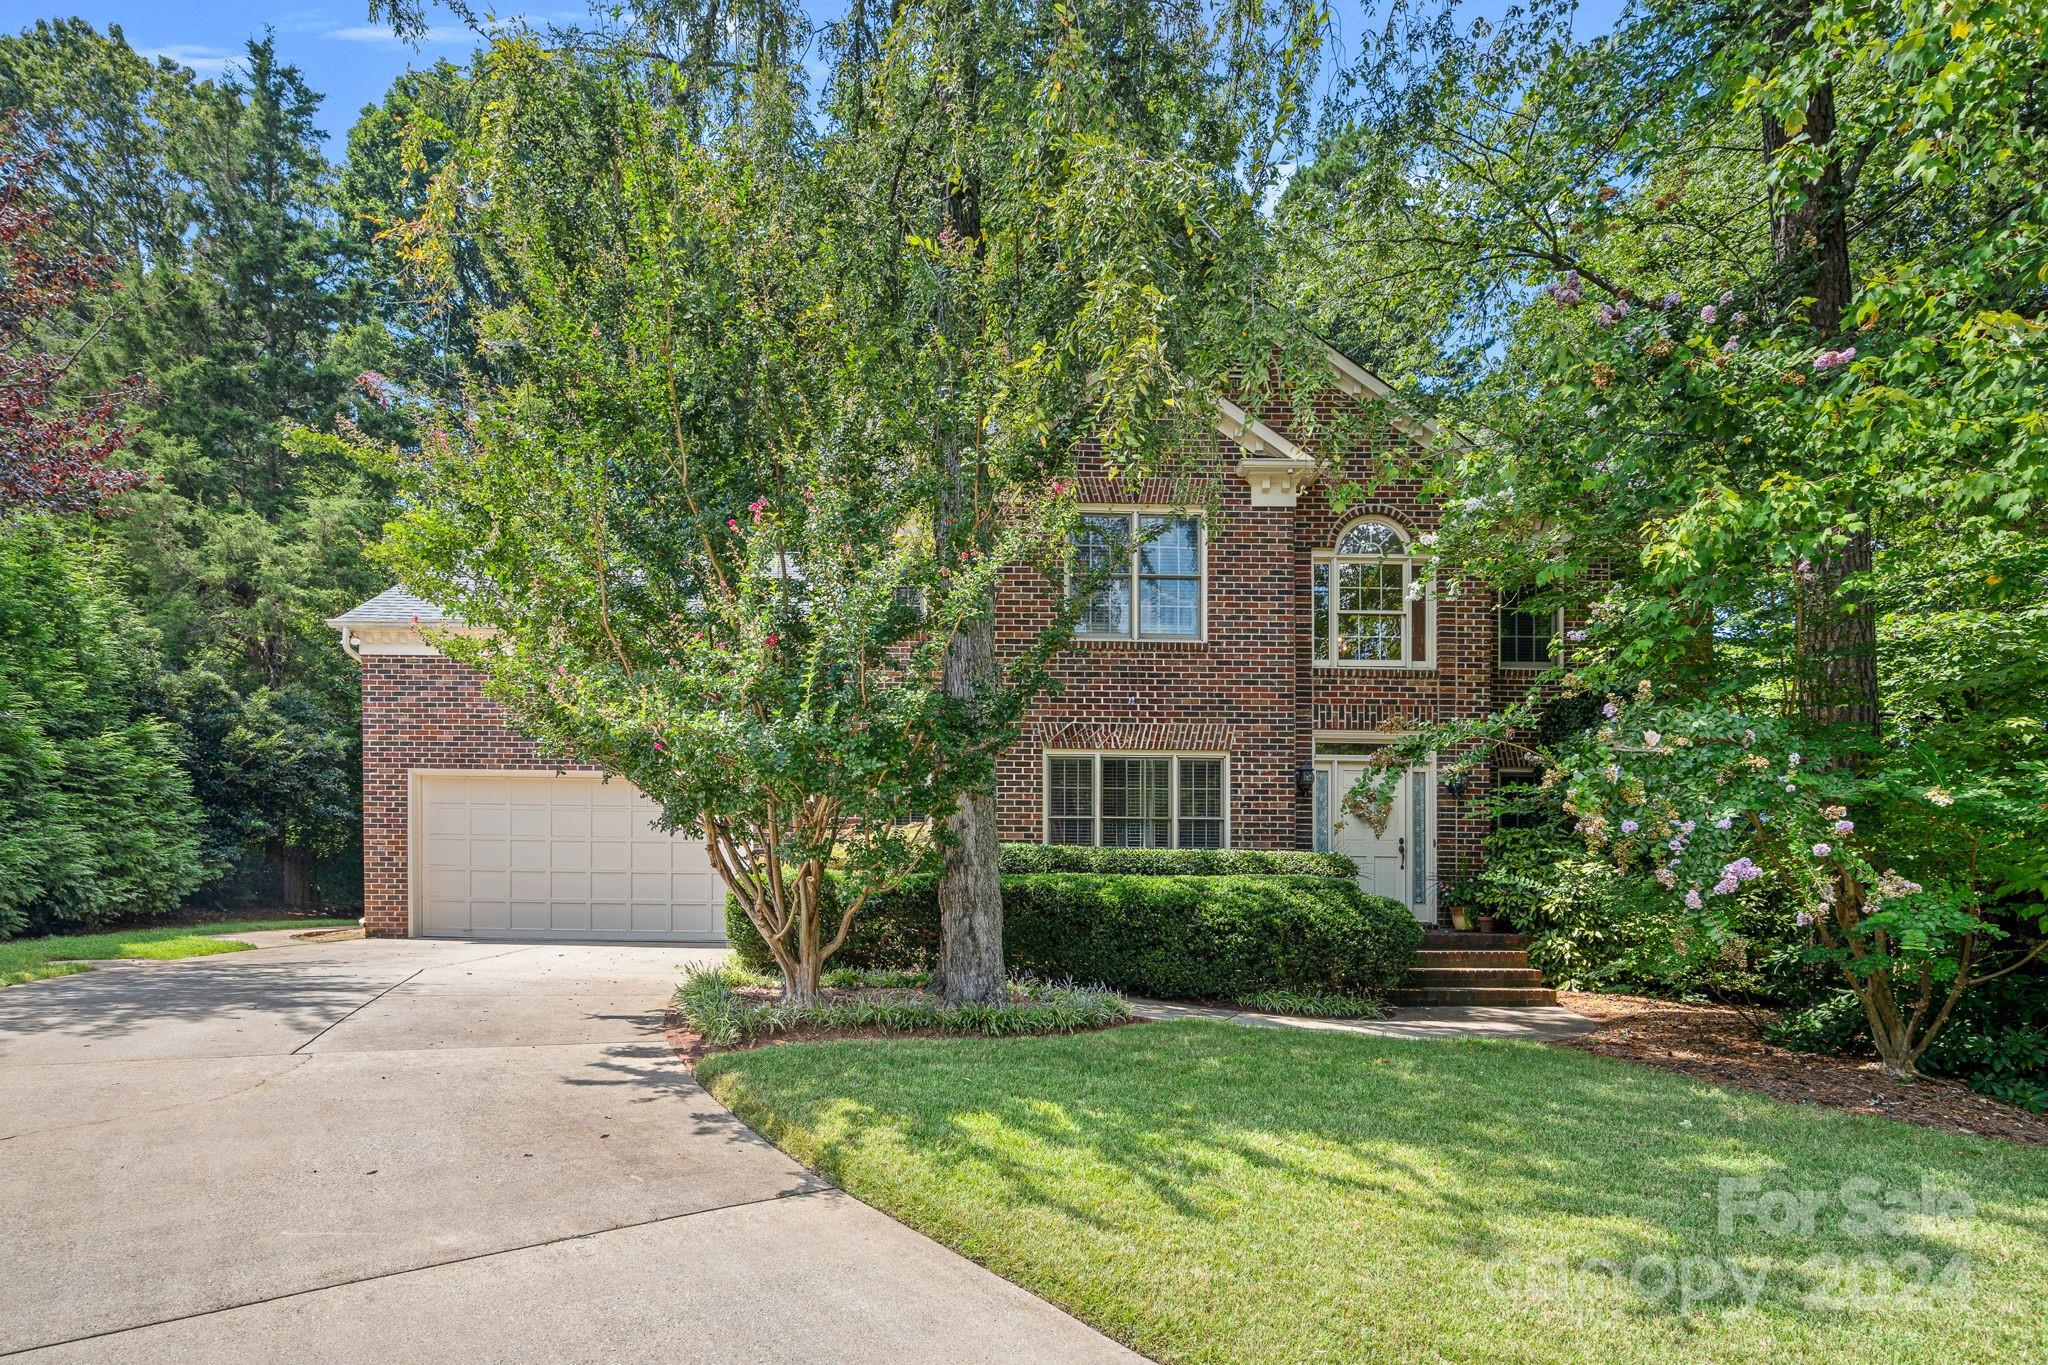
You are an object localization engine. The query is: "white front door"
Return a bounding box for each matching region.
[1330,760,1434,923]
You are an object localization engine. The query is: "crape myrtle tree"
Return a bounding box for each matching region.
[1286,0,2048,1075]
[348,36,1064,1002]
[355,1,1333,1002]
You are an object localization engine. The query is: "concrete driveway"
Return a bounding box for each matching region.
[0,937,1137,1363]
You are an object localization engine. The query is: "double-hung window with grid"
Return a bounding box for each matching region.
[1071,511,1202,641]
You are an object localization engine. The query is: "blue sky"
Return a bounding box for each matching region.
[37,1,1626,150]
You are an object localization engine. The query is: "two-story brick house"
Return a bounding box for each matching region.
[331,344,1558,942]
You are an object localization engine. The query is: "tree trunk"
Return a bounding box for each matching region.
[1762,10,1880,737]
[937,613,1007,1004]
[931,19,1005,1007]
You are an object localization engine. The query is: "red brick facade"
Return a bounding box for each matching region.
[347,369,1539,937]
[358,654,599,937]
[993,423,1508,915]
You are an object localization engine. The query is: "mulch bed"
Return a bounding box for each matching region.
[292,927,364,943]
[1557,991,2048,1147]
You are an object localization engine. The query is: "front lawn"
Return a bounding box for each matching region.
[0,918,356,986]
[700,1021,2048,1364]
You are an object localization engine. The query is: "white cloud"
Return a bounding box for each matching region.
[138,44,236,75]
[326,23,471,45]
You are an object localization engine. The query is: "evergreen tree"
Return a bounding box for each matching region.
[0,517,206,937]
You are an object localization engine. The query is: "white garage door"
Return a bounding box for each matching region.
[413,772,726,942]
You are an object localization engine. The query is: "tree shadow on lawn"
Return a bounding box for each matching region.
[708,1021,2048,1342]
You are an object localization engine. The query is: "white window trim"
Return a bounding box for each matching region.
[1068,506,1208,645]
[1311,517,1436,671]
[1497,600,1564,671]
[1040,750,1230,849]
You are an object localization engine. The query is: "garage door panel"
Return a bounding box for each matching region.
[422,897,470,931]
[413,773,725,943]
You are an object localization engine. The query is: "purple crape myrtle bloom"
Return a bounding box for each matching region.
[1549,271,1585,306]
[1812,842,1833,857]
[1718,289,1736,308]
[1813,346,1857,371]
[1659,291,1682,311]
[1834,819,1854,834]
[1795,911,1815,927]
[1620,819,1640,833]
[1601,701,1619,718]
[1699,304,1717,324]
[1714,816,1733,830]
[1684,889,1704,910]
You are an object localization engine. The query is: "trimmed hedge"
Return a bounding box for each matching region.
[727,872,1421,1001]
[996,843,1356,878]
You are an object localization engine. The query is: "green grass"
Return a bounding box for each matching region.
[0,918,356,987]
[700,1020,2048,1364]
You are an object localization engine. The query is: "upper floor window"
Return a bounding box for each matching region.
[1498,591,1560,667]
[1070,510,1203,641]
[1312,517,1432,667]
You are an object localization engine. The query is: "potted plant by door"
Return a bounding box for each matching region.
[1474,910,1499,934]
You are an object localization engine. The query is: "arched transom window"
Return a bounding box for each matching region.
[1312,517,1432,666]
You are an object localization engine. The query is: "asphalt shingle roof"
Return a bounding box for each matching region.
[326,585,465,629]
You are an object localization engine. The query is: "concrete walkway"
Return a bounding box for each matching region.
[1131,997,1598,1041]
[0,938,1137,1363]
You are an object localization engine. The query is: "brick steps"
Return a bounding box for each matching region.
[1422,930,1529,950]
[1415,949,1531,968]
[1404,966,1546,988]
[1386,985,1560,1006]
[1397,931,1555,1007]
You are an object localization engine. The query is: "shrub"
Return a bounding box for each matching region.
[1770,973,2048,1113]
[997,843,1355,878]
[1476,826,1819,1002]
[728,873,1420,1001]
[674,962,1128,1046]
[1236,988,1391,1020]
